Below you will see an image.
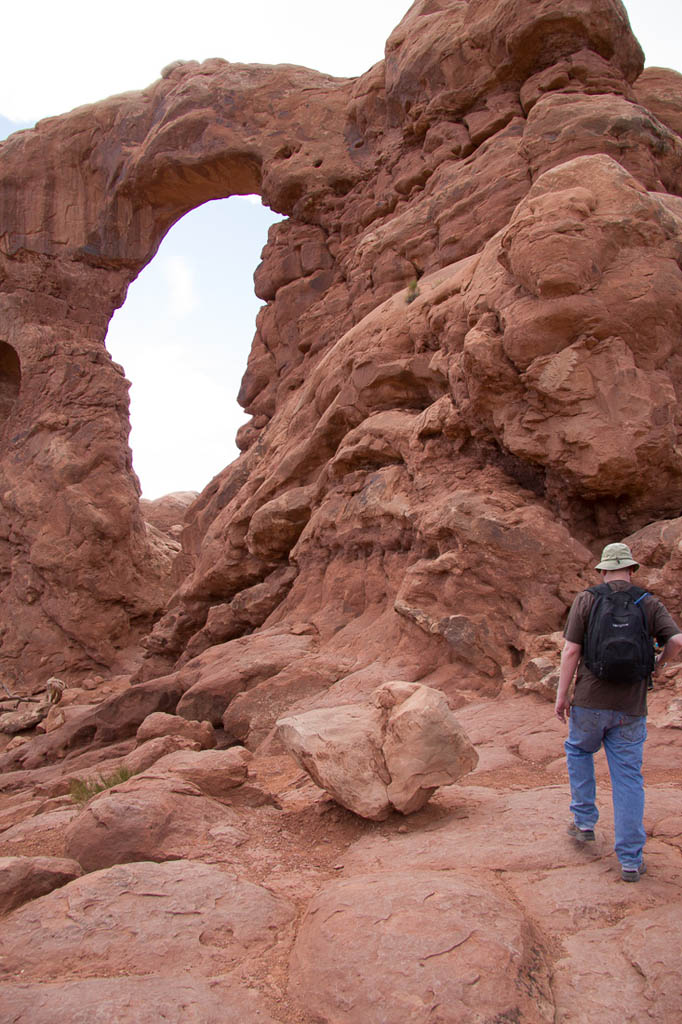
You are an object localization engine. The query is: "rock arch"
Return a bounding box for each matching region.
[1,1,682,692]
[0,60,357,685]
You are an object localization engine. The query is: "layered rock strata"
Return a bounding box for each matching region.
[0,0,680,728]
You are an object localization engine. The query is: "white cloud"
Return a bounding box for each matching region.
[164,256,198,318]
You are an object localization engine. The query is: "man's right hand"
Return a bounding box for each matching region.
[556,639,581,725]
[555,697,570,724]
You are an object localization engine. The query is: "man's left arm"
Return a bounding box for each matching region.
[649,599,682,674]
[654,632,682,673]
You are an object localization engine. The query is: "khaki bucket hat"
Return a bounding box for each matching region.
[595,542,639,572]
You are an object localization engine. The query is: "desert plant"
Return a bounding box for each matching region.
[405,278,420,304]
[69,766,134,806]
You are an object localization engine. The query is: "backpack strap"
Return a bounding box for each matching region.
[587,583,650,603]
[584,584,651,646]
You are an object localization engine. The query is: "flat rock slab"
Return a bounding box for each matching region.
[553,902,682,1022]
[505,849,682,934]
[0,975,282,1023]
[344,785,581,874]
[0,859,294,983]
[647,783,682,852]
[289,871,554,1023]
[455,698,556,746]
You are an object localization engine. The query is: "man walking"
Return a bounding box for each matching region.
[555,542,682,881]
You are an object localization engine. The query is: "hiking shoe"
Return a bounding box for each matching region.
[567,822,595,842]
[622,861,647,883]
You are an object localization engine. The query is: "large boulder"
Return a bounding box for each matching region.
[135,711,216,748]
[277,682,478,820]
[0,856,83,914]
[146,747,250,799]
[175,632,318,726]
[63,774,248,871]
[0,808,80,857]
[379,682,479,813]
[289,871,553,1024]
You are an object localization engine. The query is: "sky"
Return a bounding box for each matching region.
[2,0,681,497]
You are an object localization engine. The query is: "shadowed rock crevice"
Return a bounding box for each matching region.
[0,343,20,429]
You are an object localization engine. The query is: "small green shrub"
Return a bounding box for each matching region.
[405,279,420,304]
[69,766,134,806]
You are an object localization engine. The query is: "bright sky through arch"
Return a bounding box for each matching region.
[104,197,283,499]
[1,0,681,497]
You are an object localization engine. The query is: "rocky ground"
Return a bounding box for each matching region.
[0,671,680,1023]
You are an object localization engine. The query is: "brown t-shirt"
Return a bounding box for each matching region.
[563,580,681,716]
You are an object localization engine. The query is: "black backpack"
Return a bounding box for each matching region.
[583,584,655,685]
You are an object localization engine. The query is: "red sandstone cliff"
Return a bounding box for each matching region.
[0,0,681,707]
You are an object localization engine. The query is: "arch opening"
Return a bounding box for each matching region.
[0,341,21,428]
[105,195,282,499]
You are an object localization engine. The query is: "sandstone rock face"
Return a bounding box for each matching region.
[0,0,679,700]
[634,67,682,139]
[175,631,318,726]
[222,650,352,750]
[140,491,198,537]
[277,682,478,819]
[63,773,247,871]
[0,859,294,981]
[0,976,281,1024]
[147,747,250,798]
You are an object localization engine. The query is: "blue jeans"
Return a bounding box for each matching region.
[565,706,647,870]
